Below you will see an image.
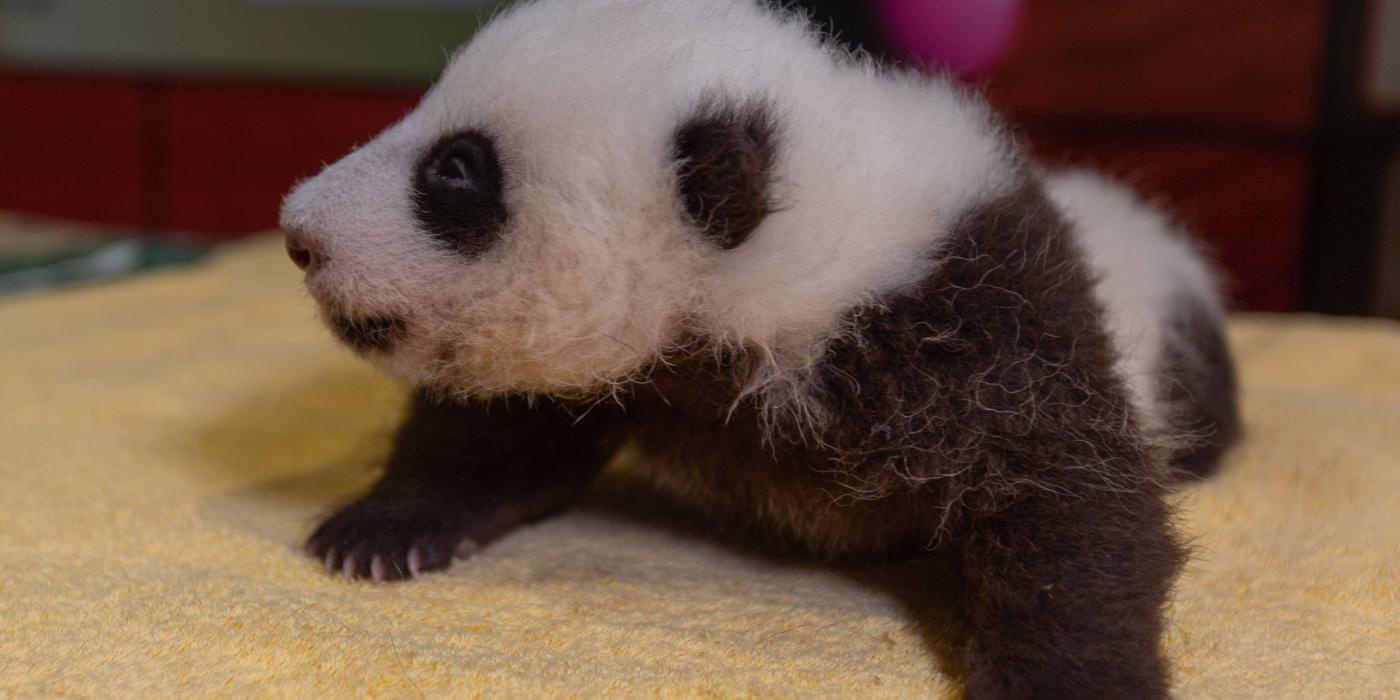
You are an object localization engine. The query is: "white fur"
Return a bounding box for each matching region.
[281,0,1016,399]
[280,0,1224,433]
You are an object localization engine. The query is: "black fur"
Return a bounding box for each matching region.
[626,180,1185,698]
[307,391,625,580]
[1159,294,1241,478]
[673,98,779,250]
[309,178,1222,697]
[330,315,407,355]
[882,184,1181,698]
[413,130,509,258]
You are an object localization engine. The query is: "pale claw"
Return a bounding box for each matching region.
[342,555,357,581]
[407,547,423,578]
[371,555,387,583]
[455,538,479,559]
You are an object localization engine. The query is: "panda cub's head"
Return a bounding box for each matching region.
[280,0,1010,400]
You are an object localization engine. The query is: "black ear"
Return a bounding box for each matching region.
[673,99,779,250]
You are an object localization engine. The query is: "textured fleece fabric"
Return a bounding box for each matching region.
[1,237,1397,698]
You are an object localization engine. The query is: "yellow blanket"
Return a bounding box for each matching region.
[2,238,1397,698]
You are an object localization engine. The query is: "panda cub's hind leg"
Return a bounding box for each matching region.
[1043,169,1241,480]
[1157,294,1240,479]
[306,391,625,582]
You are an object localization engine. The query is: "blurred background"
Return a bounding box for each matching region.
[1,0,1397,316]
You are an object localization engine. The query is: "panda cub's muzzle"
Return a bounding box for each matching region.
[328,314,408,354]
[283,229,409,355]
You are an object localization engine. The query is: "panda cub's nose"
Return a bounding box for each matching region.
[284,231,321,273]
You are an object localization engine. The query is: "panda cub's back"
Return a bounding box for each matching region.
[1048,170,1239,474]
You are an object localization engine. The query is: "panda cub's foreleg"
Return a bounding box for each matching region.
[306,391,625,581]
[954,473,1181,699]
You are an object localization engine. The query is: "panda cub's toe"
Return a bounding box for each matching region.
[305,497,476,582]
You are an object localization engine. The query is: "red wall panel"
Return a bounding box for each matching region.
[982,0,1324,311]
[1029,135,1307,312]
[0,71,149,226]
[159,82,422,236]
[988,0,1325,131]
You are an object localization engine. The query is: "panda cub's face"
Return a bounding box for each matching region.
[279,0,784,399]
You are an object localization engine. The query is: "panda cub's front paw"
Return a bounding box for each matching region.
[305,495,479,582]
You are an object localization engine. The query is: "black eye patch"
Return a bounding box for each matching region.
[673,98,780,250]
[413,130,508,258]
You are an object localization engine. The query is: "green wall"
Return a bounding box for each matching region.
[0,0,509,84]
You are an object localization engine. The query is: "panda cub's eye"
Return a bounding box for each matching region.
[440,156,471,187]
[413,130,508,258]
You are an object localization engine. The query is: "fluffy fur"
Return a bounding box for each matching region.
[280,1,1239,697]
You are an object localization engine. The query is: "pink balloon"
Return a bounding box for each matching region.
[875,0,1023,78]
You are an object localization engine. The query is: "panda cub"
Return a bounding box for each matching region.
[280,0,1238,697]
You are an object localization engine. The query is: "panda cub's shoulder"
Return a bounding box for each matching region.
[661,82,1236,480]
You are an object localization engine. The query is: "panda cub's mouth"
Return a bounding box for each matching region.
[330,315,408,354]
